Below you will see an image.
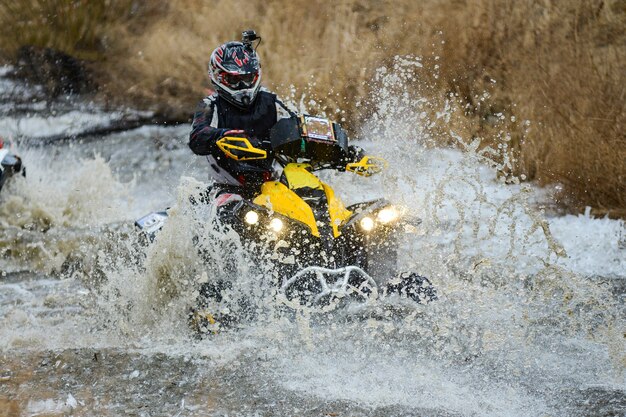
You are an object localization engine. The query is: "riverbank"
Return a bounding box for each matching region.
[0,59,624,417]
[2,0,624,217]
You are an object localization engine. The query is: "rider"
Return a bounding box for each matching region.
[189,30,362,197]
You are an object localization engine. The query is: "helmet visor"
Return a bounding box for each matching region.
[221,71,258,90]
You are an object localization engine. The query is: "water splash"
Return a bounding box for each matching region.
[0,58,623,416]
[0,150,136,275]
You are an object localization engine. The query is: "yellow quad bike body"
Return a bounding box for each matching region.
[206,115,435,308]
[136,114,436,323]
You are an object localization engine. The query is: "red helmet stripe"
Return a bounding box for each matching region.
[232,50,243,67]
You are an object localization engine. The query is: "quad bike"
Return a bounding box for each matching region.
[0,137,25,194]
[136,115,436,330]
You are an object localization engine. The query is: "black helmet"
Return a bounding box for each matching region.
[209,41,261,109]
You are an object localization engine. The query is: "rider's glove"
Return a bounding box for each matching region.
[347,145,365,162]
[336,145,364,171]
[221,129,247,138]
[219,129,265,154]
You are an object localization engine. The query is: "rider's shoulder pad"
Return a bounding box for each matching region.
[202,93,218,106]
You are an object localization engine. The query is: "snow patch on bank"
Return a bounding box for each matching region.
[0,109,154,139]
[0,111,125,138]
[0,65,153,140]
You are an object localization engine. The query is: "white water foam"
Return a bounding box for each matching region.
[0,57,623,416]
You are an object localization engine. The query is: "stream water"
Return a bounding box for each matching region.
[0,64,624,416]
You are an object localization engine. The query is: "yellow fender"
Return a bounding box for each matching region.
[253,181,320,237]
[282,163,324,191]
[252,163,354,238]
[280,164,352,237]
[322,183,353,238]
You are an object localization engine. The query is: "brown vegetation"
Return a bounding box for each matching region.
[0,0,134,60]
[0,0,624,216]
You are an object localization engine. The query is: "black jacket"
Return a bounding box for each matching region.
[189,90,293,156]
[188,90,363,187]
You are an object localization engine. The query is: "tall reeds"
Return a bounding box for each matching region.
[1,0,624,215]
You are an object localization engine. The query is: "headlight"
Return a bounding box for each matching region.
[377,207,399,223]
[360,216,374,231]
[269,218,284,232]
[245,210,259,225]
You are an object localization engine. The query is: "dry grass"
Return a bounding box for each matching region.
[376,0,626,215]
[1,0,624,216]
[0,0,135,60]
[442,0,626,215]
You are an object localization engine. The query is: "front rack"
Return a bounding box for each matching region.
[278,265,379,311]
